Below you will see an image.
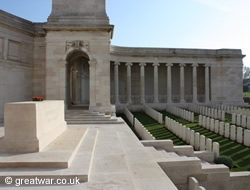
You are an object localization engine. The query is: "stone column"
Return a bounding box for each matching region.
[153,62,160,103]
[89,60,97,108]
[180,63,186,103]
[205,64,211,103]
[139,62,146,104]
[114,62,120,104]
[166,63,173,103]
[126,62,133,104]
[192,63,198,103]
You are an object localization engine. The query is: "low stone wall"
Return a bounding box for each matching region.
[229,172,250,190]
[124,106,134,126]
[134,118,155,140]
[144,105,163,124]
[0,100,67,153]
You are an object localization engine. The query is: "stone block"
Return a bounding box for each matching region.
[214,110,218,119]
[206,138,212,151]
[237,127,243,144]
[219,122,224,136]
[200,135,206,151]
[230,125,236,141]
[186,128,191,144]
[213,142,220,158]
[224,123,230,138]
[232,113,236,124]
[210,118,215,132]
[195,132,200,150]
[190,130,195,146]
[214,120,219,134]
[244,130,250,147]
[242,115,247,128]
[247,117,250,130]
[218,110,222,120]
[237,114,241,126]
[199,115,202,126]
[182,126,187,141]
[202,116,206,128]
[206,117,210,129]
[0,101,67,153]
[222,111,225,121]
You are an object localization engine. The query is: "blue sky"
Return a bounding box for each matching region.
[1,0,249,66]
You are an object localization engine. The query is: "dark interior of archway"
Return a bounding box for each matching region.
[66,50,90,109]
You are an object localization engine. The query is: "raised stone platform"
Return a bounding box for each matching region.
[0,125,97,184]
[0,126,88,168]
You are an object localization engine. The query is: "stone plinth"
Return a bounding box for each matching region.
[0,100,67,153]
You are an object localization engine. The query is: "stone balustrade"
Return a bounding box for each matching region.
[198,115,250,147]
[166,105,194,123]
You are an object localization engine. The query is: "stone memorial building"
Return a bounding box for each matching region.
[0,1,249,190]
[0,0,245,121]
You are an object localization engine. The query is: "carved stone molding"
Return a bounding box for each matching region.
[65,40,90,52]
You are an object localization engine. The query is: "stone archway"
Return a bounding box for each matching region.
[66,50,90,109]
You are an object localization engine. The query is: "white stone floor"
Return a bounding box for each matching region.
[0,121,177,190]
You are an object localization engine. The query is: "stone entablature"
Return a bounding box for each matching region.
[110,45,245,58]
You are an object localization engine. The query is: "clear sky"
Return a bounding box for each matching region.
[1,0,249,66]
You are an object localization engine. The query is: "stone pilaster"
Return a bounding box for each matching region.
[114,62,120,104]
[192,63,198,103]
[89,60,97,108]
[153,62,160,103]
[205,64,211,103]
[126,62,133,104]
[180,63,186,103]
[166,63,173,103]
[139,62,146,104]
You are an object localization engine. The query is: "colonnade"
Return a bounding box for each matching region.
[113,62,211,104]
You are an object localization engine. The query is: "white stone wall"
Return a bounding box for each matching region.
[0,11,35,120]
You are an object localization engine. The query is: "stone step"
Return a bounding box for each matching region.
[67,120,124,124]
[0,127,98,184]
[157,150,181,158]
[65,115,110,119]
[66,117,112,121]
[0,126,88,168]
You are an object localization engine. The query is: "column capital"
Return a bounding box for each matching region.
[139,62,146,67]
[192,63,199,67]
[125,62,133,67]
[153,62,160,67]
[179,63,186,67]
[166,63,173,67]
[114,62,120,66]
[204,63,211,67]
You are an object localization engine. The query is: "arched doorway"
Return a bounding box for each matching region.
[66,50,90,109]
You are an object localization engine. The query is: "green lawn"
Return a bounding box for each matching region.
[161,111,250,172]
[132,112,186,146]
[243,92,250,97]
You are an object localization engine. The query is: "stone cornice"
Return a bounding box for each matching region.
[110,45,245,59]
[0,10,46,37]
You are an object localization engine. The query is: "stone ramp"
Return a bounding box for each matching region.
[0,126,98,184]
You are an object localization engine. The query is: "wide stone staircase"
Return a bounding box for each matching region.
[65,109,124,124]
